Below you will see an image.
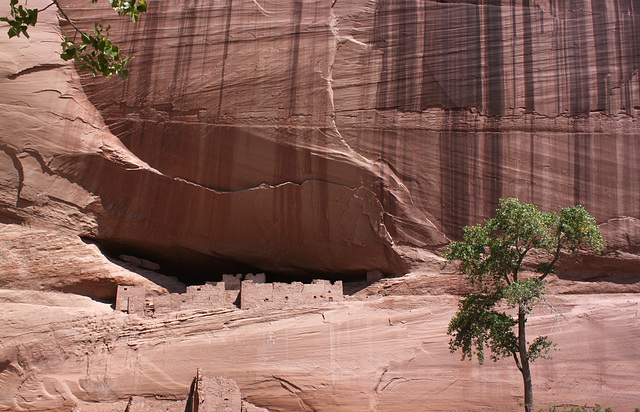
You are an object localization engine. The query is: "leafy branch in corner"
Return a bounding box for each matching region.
[1,0,147,79]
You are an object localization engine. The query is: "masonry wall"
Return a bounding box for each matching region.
[116,278,343,315]
[150,282,226,314]
[221,273,265,290]
[115,285,146,315]
[240,280,343,310]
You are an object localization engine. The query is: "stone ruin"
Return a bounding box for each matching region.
[240,279,343,310]
[115,285,146,315]
[125,369,268,412]
[115,274,343,316]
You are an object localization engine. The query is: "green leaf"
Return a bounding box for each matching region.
[503,278,546,313]
[446,198,604,371]
[6,0,146,80]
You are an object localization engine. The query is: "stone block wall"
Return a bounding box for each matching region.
[117,283,227,315]
[150,282,226,314]
[240,280,343,310]
[245,273,266,283]
[151,293,187,313]
[185,283,226,306]
[221,273,265,290]
[116,278,342,315]
[221,274,242,290]
[115,285,146,315]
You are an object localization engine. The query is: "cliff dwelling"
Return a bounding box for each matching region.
[115,275,344,316]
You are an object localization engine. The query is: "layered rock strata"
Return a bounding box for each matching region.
[2,0,639,279]
[0,287,639,411]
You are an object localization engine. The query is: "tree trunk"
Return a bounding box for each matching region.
[518,307,534,412]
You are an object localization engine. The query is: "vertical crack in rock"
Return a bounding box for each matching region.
[0,144,24,203]
[325,7,349,146]
[287,0,303,118]
[371,366,389,411]
[327,6,447,249]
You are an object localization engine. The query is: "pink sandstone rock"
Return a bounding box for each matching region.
[0,286,638,411]
[187,371,243,412]
[0,223,183,301]
[1,1,640,410]
[2,0,639,280]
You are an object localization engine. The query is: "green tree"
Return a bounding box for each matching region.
[1,0,147,79]
[444,198,605,412]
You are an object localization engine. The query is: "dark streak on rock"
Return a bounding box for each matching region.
[529,134,535,204]
[566,0,590,116]
[395,0,420,111]
[127,3,161,105]
[485,0,505,116]
[287,0,303,118]
[374,0,419,110]
[523,0,535,113]
[573,133,591,206]
[484,131,503,215]
[379,0,483,111]
[379,128,399,239]
[8,64,65,80]
[217,0,234,117]
[439,112,473,240]
[591,0,610,112]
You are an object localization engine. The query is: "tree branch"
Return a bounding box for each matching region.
[40,2,56,12]
[51,0,82,35]
[513,244,532,283]
[512,350,523,372]
[538,237,564,281]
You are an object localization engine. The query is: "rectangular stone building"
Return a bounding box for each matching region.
[240,280,343,310]
[115,285,146,315]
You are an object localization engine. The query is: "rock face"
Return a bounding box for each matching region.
[185,371,269,412]
[2,1,640,411]
[0,223,184,301]
[1,288,639,411]
[2,0,640,279]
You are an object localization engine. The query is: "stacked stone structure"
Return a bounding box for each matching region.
[115,278,343,315]
[151,283,227,314]
[221,273,266,290]
[239,280,343,310]
[115,285,146,315]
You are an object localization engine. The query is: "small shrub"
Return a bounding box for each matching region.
[538,405,625,412]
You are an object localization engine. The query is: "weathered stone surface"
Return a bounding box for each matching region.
[187,371,243,412]
[0,223,183,301]
[2,0,639,278]
[0,285,639,411]
[1,2,640,409]
[125,396,186,412]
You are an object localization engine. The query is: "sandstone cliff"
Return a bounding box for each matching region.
[1,0,640,410]
[2,0,640,281]
[1,287,639,411]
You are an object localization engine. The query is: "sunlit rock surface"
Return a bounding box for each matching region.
[0,223,184,300]
[2,0,640,278]
[0,289,639,411]
[1,0,640,410]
